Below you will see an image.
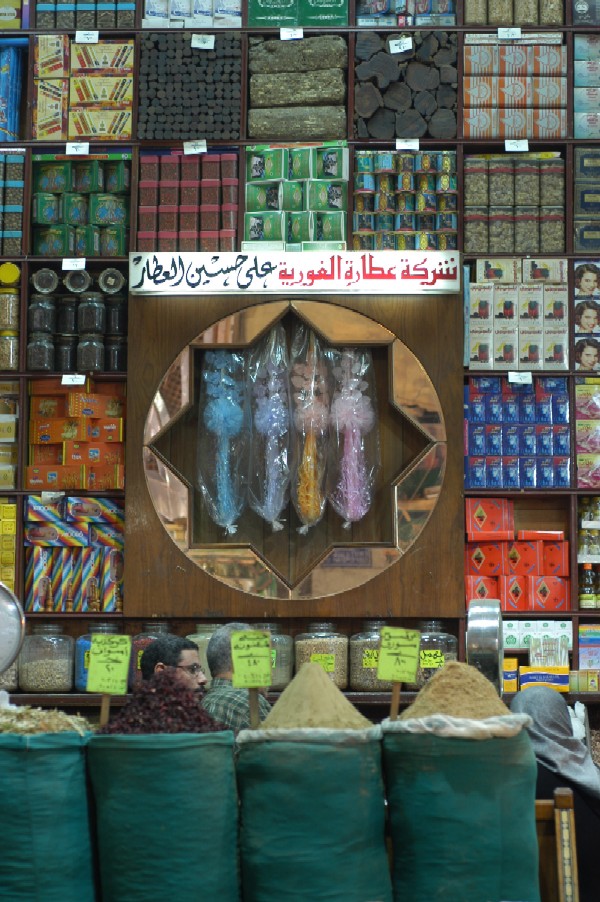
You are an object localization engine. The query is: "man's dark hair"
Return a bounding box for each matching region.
[140,635,198,680]
[206,622,250,678]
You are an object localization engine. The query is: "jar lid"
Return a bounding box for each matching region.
[254,622,281,633]
[418,619,445,633]
[140,621,170,634]
[0,288,19,296]
[98,268,126,294]
[306,621,336,633]
[32,623,64,634]
[0,262,20,286]
[31,267,59,294]
[0,330,18,337]
[30,294,56,305]
[63,269,92,293]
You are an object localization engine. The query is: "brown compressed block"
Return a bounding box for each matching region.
[248,106,347,141]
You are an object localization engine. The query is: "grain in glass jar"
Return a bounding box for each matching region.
[129,621,172,689]
[514,206,540,254]
[77,292,105,334]
[27,332,55,371]
[254,622,293,690]
[28,295,56,333]
[0,658,18,691]
[0,331,18,370]
[463,207,489,254]
[77,333,104,372]
[75,622,121,691]
[463,158,488,206]
[186,623,221,687]
[105,295,127,335]
[488,158,514,207]
[488,207,514,253]
[18,623,74,692]
[415,620,458,688]
[349,620,393,691]
[55,334,77,372]
[56,296,78,334]
[105,335,127,372]
[0,289,19,329]
[295,622,348,689]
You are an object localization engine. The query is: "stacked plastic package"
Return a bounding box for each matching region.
[0,40,25,141]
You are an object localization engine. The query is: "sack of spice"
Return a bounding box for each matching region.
[382,662,540,902]
[235,663,392,902]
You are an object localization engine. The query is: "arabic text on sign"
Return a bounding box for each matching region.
[231,630,272,688]
[310,653,335,673]
[86,634,132,695]
[191,34,215,50]
[377,628,420,683]
[62,258,86,271]
[362,648,379,669]
[420,649,445,669]
[65,142,90,156]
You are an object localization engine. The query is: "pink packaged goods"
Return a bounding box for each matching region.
[65,496,124,524]
[24,546,55,612]
[24,521,89,547]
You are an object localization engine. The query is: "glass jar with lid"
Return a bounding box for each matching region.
[56,296,78,334]
[295,621,348,689]
[0,289,19,329]
[0,330,18,370]
[0,658,18,692]
[186,623,222,687]
[55,334,77,373]
[75,622,121,691]
[105,295,127,335]
[18,623,74,692]
[63,268,92,294]
[98,267,126,295]
[77,333,104,372]
[31,267,59,295]
[105,335,127,372]
[28,295,56,333]
[27,332,55,371]
[349,619,393,691]
[254,622,293,690]
[77,293,105,334]
[129,621,172,689]
[415,620,458,688]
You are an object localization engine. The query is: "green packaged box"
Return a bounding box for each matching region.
[63,193,89,226]
[248,0,297,27]
[75,225,101,256]
[103,161,130,194]
[100,225,128,256]
[312,212,345,241]
[306,180,347,212]
[312,145,349,180]
[33,224,76,255]
[302,240,346,251]
[244,212,285,242]
[298,0,347,26]
[287,211,311,242]
[245,182,282,212]
[72,160,105,193]
[89,194,129,226]
[246,148,286,182]
[32,161,73,193]
[281,181,304,212]
[32,192,62,225]
[287,146,312,180]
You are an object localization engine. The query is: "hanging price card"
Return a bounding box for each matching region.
[508,371,533,385]
[389,37,412,54]
[87,634,132,695]
[231,630,272,688]
[505,140,529,152]
[183,140,207,154]
[396,138,419,150]
[65,142,90,156]
[75,30,99,43]
[191,34,215,50]
[280,27,303,40]
[61,374,86,385]
[62,258,86,270]
[377,627,420,683]
[498,27,521,39]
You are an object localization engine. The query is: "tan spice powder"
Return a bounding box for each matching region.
[399,661,510,720]
[262,662,372,730]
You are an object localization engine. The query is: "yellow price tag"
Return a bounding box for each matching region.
[86,634,132,695]
[362,648,379,669]
[231,630,272,688]
[310,653,335,673]
[420,648,445,669]
[377,628,420,683]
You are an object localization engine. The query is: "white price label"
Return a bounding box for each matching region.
[389,37,412,54]
[183,140,207,154]
[41,491,65,502]
[508,371,533,385]
[498,27,521,39]
[75,30,99,43]
[396,138,420,150]
[191,33,215,50]
[62,258,86,271]
[61,374,86,386]
[280,27,303,40]
[505,139,529,152]
[65,142,90,156]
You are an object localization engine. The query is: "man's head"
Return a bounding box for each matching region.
[140,636,207,691]
[206,622,251,680]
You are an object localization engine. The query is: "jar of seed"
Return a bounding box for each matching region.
[0,289,19,330]
[56,296,78,334]
[77,292,105,334]
[415,620,458,688]
[27,332,54,371]
[75,622,122,691]
[295,622,348,689]
[28,295,56,333]
[0,658,18,691]
[105,335,127,372]
[55,334,77,373]
[254,622,294,690]
[349,620,393,691]
[0,331,18,370]
[77,333,104,372]
[18,623,74,692]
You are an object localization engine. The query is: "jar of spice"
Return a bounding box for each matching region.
[0,331,19,370]
[186,623,222,687]
[63,268,92,294]
[77,333,104,372]
[0,289,19,329]
[295,622,348,689]
[75,622,122,691]
[129,621,172,689]
[56,296,78,334]
[349,620,393,691]
[254,622,294,690]
[28,295,56,333]
[105,296,127,335]
[415,620,458,688]
[27,332,55,371]
[18,623,74,692]
[105,335,127,372]
[55,334,77,373]
[98,267,126,295]
[77,293,105,334]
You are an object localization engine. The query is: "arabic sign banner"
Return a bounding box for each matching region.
[129,251,461,296]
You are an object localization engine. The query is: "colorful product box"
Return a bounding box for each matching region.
[25,464,85,491]
[492,284,518,321]
[62,441,125,465]
[503,620,520,650]
[465,541,508,576]
[68,108,133,140]
[503,656,519,692]
[85,464,125,490]
[518,666,570,692]
[87,418,124,442]
[507,540,543,576]
[65,496,124,524]
[89,522,123,547]
[575,113,600,140]
[70,40,135,75]
[77,545,103,612]
[100,546,123,612]
[493,326,519,370]
[24,520,88,546]
[24,494,65,522]
[29,395,67,418]
[543,331,568,371]
[577,454,600,488]
[32,78,69,140]
[574,60,600,87]
[527,575,569,611]
[542,541,569,577]
[498,575,529,612]
[51,547,79,612]
[34,34,70,78]
[29,417,88,444]
[24,546,54,612]
[475,258,520,283]
[66,392,125,418]
[69,76,134,106]
[465,496,514,539]
[468,325,493,370]
[465,575,498,603]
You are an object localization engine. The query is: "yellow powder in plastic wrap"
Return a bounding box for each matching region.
[399,661,510,720]
[262,662,372,730]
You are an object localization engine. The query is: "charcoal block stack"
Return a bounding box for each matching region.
[137,32,242,141]
[354,31,457,139]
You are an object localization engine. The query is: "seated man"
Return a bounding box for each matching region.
[140,635,207,694]
[202,622,271,732]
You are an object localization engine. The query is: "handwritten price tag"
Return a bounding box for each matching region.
[505,139,529,152]
[75,30,99,43]
[362,648,379,669]
[280,27,303,40]
[310,653,335,673]
[65,142,90,156]
[498,27,521,39]
[508,370,533,385]
[377,627,420,683]
[87,634,132,695]
[396,138,420,150]
[61,374,86,385]
[183,140,207,154]
[191,33,215,50]
[231,630,272,688]
[62,258,86,270]
[389,37,412,54]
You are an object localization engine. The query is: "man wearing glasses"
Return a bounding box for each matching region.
[140,635,208,693]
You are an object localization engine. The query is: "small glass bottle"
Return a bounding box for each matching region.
[129,621,172,689]
[579,564,596,610]
[77,293,105,334]
[186,623,222,687]
[415,620,458,687]
[18,623,74,692]
[56,296,78,334]
[105,335,127,372]
[27,332,55,371]
[55,334,78,373]
[254,622,294,690]
[0,330,19,370]
[0,289,19,329]
[349,620,393,691]
[105,295,127,335]
[77,333,104,372]
[28,295,56,333]
[75,622,121,691]
[295,621,348,689]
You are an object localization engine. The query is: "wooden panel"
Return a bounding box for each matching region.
[124,292,465,621]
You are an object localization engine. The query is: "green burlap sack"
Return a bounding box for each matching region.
[236,728,392,902]
[87,732,239,902]
[0,732,95,901]
[382,727,540,902]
